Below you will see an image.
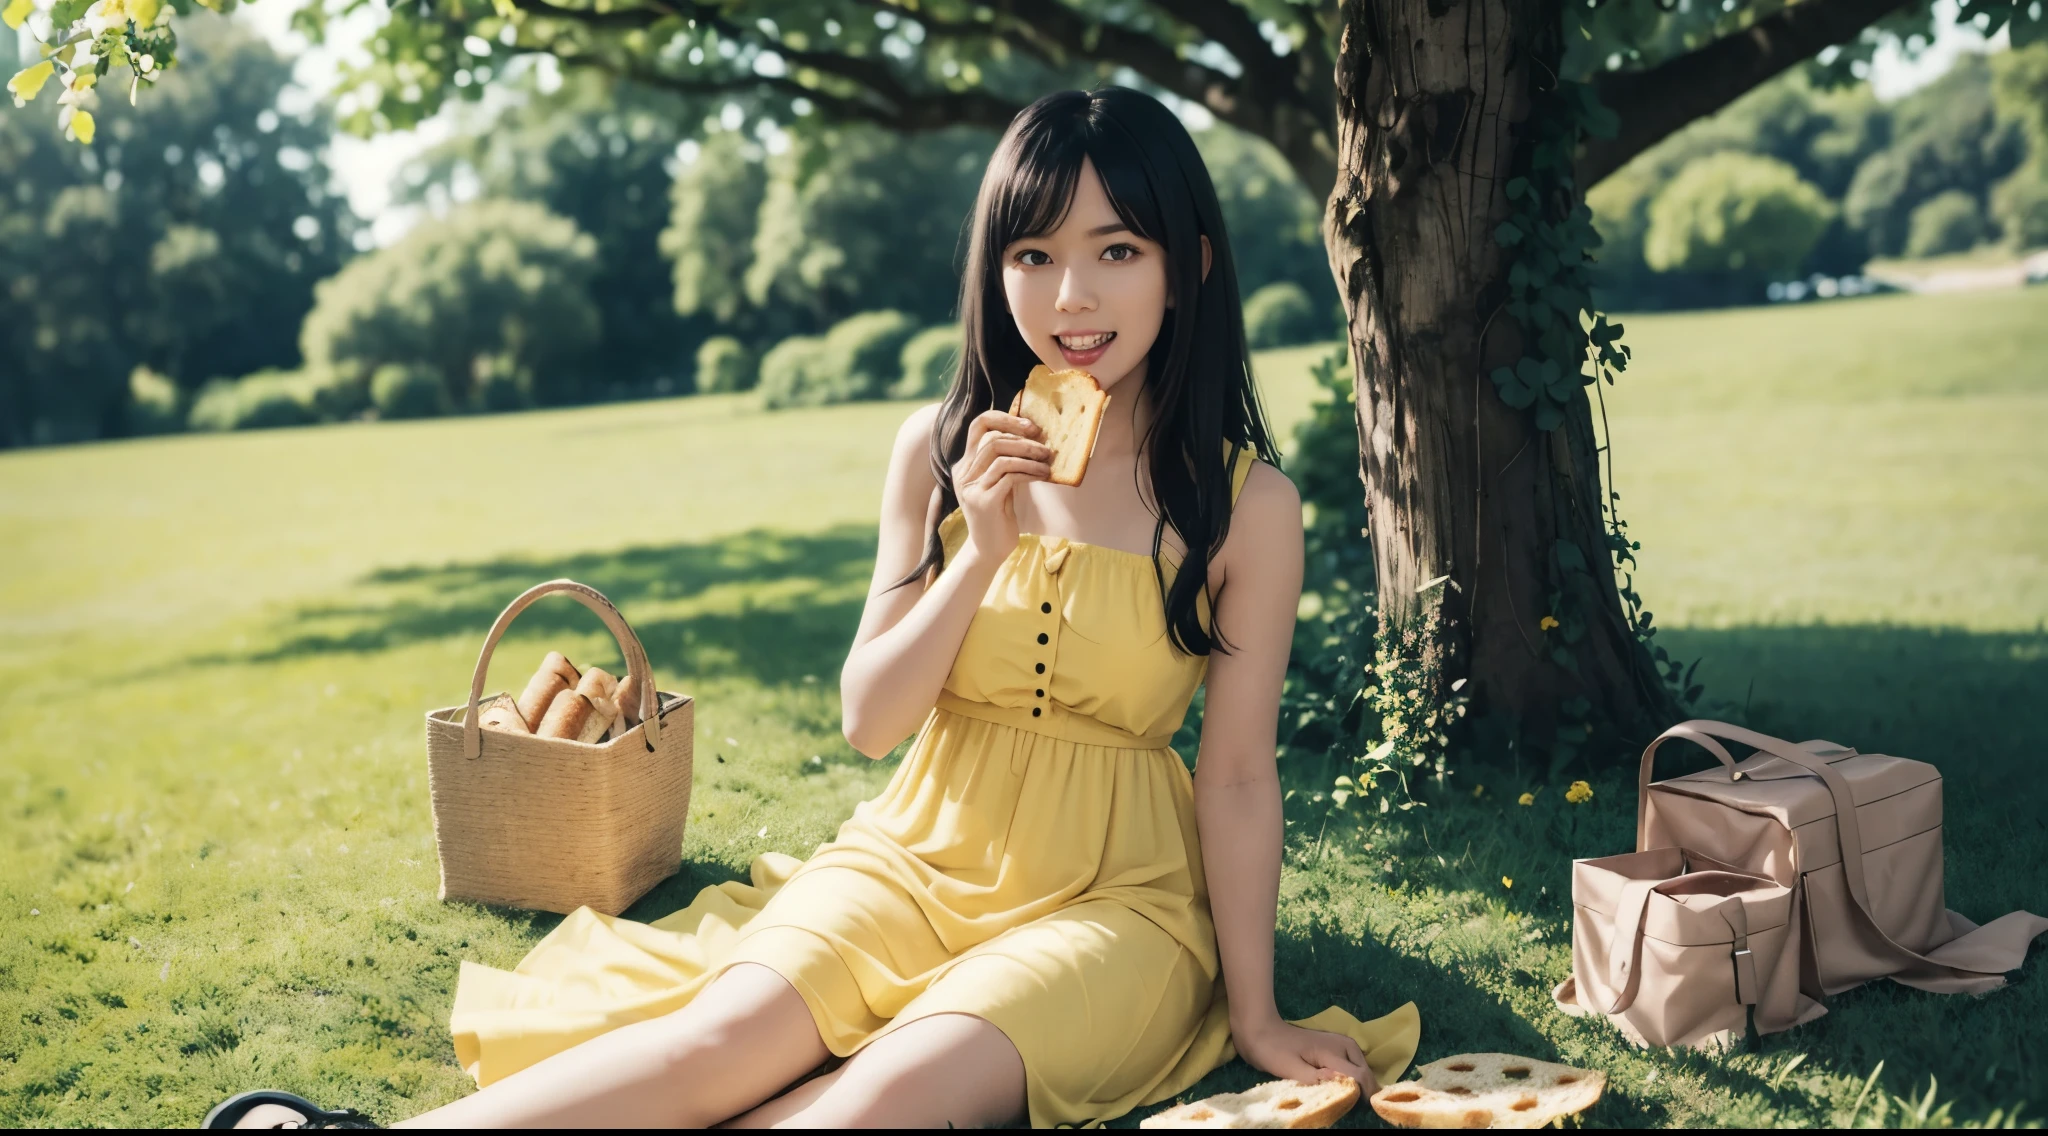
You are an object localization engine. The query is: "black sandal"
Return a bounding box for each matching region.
[201,1090,380,1129]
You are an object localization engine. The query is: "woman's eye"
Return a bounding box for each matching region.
[1016,249,1051,267]
[1102,243,1140,262]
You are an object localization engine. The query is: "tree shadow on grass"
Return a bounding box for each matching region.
[187,524,882,690]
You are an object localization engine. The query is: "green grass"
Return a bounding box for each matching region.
[2,286,2045,1127]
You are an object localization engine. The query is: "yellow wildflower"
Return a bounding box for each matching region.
[1517,792,1535,806]
[1502,876,1514,889]
[1471,783,1485,798]
[1566,780,1594,804]
[1539,615,1560,631]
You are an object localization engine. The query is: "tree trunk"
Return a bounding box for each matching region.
[1324,0,1671,761]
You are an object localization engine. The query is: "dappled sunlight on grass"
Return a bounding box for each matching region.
[3,305,2045,1125]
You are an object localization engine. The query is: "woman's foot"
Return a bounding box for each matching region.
[231,1103,311,1129]
[201,1090,378,1129]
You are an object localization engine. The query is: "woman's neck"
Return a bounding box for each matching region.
[1092,361,1153,461]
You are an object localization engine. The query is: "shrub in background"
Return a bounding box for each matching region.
[820,310,920,402]
[695,336,759,393]
[757,336,831,410]
[371,364,453,420]
[301,200,600,410]
[893,324,962,399]
[126,367,185,436]
[469,354,534,412]
[1243,282,1325,349]
[1645,154,1834,280]
[1904,191,1987,258]
[187,371,319,432]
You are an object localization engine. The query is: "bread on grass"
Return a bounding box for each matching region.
[1139,1076,1359,1129]
[478,694,531,734]
[1008,365,1109,486]
[536,688,594,740]
[515,652,581,730]
[1368,1053,1604,1130]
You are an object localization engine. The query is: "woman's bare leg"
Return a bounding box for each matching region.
[387,963,829,1129]
[722,1012,1025,1129]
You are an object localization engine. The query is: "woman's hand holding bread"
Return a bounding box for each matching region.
[951,407,1052,567]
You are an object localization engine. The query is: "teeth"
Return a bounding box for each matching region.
[1058,332,1114,350]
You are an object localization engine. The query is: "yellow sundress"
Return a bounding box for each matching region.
[448,443,1420,1127]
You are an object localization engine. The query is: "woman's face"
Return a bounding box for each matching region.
[1001,155,1204,395]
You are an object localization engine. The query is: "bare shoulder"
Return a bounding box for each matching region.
[1218,458,1303,582]
[1233,459,1303,539]
[887,403,945,493]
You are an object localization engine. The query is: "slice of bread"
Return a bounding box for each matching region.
[1009,365,1109,486]
[1139,1076,1359,1129]
[478,693,531,734]
[1368,1053,1603,1129]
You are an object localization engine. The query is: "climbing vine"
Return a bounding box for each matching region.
[1490,75,1698,775]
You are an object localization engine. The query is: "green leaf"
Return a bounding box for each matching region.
[1554,538,1589,573]
[51,0,90,24]
[1534,402,1563,431]
[1495,372,1536,409]
[1505,176,1530,201]
[1495,221,1523,247]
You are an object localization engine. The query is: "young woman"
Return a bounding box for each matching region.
[211,86,1411,1131]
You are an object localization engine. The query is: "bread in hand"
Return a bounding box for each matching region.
[1140,1077,1359,1129]
[1368,1053,1603,1129]
[1009,365,1109,486]
[536,688,593,740]
[515,651,581,730]
[478,694,531,734]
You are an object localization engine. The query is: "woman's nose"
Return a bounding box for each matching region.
[1054,268,1097,313]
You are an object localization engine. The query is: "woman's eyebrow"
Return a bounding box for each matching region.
[1085,222,1132,237]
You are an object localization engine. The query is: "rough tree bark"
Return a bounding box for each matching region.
[1324,0,1670,751]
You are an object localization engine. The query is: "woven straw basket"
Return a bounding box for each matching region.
[424,579,693,916]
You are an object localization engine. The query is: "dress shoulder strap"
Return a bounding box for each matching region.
[1227,441,1258,506]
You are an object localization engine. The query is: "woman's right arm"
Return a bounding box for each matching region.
[839,403,1049,758]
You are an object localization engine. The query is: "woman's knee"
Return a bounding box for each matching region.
[659,963,828,1073]
[817,1013,1026,1128]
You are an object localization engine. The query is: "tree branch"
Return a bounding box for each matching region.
[566,53,1026,134]
[1580,0,1919,187]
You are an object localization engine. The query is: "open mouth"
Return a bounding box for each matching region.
[1055,331,1115,362]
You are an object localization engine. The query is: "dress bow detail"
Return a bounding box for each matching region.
[1040,536,1072,574]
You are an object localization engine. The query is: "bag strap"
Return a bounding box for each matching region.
[1635,720,1854,853]
[461,579,662,759]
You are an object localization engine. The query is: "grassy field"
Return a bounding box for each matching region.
[2,286,2045,1127]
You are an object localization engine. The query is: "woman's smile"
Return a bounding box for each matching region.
[1055,329,1116,367]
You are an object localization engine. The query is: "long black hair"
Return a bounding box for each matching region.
[891,86,1280,658]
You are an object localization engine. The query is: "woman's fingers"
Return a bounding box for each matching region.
[960,435,1051,488]
[1306,1036,1374,1090]
[970,454,1052,491]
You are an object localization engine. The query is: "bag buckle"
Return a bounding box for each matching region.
[1731,945,1759,1005]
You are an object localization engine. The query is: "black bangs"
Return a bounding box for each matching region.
[988,114,1167,252]
[890,86,1281,661]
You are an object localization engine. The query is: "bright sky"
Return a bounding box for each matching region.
[234,0,2011,247]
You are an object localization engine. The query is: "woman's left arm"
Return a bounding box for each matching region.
[1194,462,1375,1090]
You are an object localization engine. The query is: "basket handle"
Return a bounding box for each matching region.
[461,579,662,759]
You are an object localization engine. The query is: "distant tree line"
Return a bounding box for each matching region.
[1589,48,2048,309]
[5,18,2043,447]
